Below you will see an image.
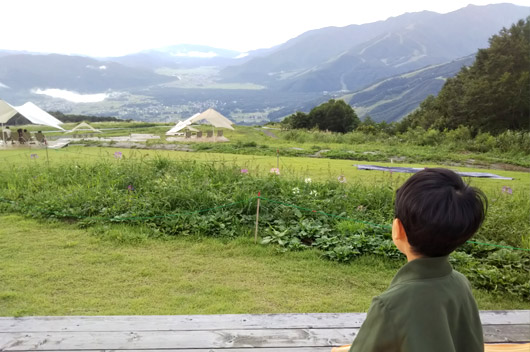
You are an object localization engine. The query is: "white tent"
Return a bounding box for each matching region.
[166,114,200,135]
[190,108,234,130]
[69,121,102,133]
[0,100,17,123]
[0,100,64,130]
[165,109,234,136]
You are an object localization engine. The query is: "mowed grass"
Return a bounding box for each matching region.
[1,214,528,317]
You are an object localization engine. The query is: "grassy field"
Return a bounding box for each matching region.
[8,123,530,168]
[1,136,529,316]
[1,214,527,317]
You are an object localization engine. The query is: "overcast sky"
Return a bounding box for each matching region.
[1,1,527,57]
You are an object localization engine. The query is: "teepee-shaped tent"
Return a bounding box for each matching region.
[165,109,235,136]
[0,100,64,130]
[166,114,200,135]
[69,122,102,133]
[189,108,234,130]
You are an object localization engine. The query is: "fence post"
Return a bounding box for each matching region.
[254,191,261,244]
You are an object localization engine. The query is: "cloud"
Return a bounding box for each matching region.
[33,88,108,103]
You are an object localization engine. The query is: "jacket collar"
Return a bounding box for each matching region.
[390,256,453,287]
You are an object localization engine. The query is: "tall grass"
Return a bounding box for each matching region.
[278,128,530,167]
[0,156,527,246]
[0,156,394,230]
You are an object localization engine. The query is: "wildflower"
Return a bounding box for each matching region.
[30,154,38,159]
[114,151,123,159]
[127,185,134,192]
[356,205,366,211]
[240,169,249,174]
[304,177,312,184]
[502,186,513,195]
[338,175,346,183]
[270,167,280,175]
[310,190,318,197]
[292,187,300,194]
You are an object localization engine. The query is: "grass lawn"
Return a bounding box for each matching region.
[1,214,528,317]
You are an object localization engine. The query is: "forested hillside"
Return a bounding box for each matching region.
[400,17,530,133]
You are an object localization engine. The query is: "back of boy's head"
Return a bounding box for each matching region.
[394,168,487,257]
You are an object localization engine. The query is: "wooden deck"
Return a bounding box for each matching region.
[1,311,528,351]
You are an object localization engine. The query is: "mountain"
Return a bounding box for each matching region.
[220,4,530,93]
[264,56,475,122]
[0,54,173,92]
[343,55,476,122]
[108,44,269,70]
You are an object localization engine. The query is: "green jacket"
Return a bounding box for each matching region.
[350,256,484,352]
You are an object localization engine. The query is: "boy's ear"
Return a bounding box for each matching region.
[392,218,407,241]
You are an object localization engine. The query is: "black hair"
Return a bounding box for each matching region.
[394,168,487,257]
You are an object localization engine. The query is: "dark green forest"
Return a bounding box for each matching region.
[281,99,360,132]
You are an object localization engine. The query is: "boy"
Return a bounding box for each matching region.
[350,168,487,352]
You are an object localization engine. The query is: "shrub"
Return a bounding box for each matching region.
[470,132,497,152]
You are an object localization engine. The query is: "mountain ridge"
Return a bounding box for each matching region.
[220,3,529,93]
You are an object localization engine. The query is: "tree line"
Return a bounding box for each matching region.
[48,111,130,123]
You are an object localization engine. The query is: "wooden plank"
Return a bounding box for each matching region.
[483,325,530,343]
[481,311,530,325]
[0,328,356,350]
[1,325,528,350]
[1,311,527,333]
[8,350,335,352]
[0,313,367,333]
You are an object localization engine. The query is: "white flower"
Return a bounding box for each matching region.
[270,168,280,175]
[310,190,318,197]
[304,177,312,183]
[292,187,300,194]
[338,175,346,183]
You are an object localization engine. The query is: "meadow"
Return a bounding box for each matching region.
[21,122,530,168]
[0,123,529,316]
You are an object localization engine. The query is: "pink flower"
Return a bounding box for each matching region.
[114,151,123,159]
[502,186,513,195]
[240,169,249,174]
[270,168,280,175]
[127,185,134,192]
